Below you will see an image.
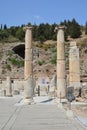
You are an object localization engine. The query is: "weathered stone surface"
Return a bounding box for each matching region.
[81,86,87,98]
[13,81,20,95]
[23,26,35,103]
[0,89,6,96]
[74,88,81,97]
[24,26,33,80]
[24,77,35,99]
[49,75,57,97]
[56,26,66,98]
[0,97,85,130]
[5,76,12,96]
[69,41,80,89]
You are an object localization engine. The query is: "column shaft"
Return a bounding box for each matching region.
[56,27,66,98]
[24,27,33,80]
[23,26,35,104]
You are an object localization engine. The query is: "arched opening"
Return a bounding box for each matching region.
[12,44,25,59]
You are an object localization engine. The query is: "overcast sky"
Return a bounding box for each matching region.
[0,0,87,27]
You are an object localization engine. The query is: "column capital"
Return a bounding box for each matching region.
[23,26,33,31]
[54,26,66,32]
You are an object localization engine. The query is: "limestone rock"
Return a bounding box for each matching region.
[81,86,87,98]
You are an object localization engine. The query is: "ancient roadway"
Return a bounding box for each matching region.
[0,95,86,130]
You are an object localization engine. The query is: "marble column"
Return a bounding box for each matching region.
[69,41,80,89]
[5,76,12,96]
[56,26,66,98]
[23,26,34,104]
[24,26,33,80]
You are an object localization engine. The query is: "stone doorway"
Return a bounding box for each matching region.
[36,76,50,96]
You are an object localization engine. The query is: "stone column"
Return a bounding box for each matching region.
[23,26,34,104]
[69,41,80,89]
[5,76,12,96]
[24,26,33,80]
[56,26,66,98]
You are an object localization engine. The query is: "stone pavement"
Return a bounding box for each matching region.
[0,96,86,130]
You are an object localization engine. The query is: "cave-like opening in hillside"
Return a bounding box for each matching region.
[12,44,25,59]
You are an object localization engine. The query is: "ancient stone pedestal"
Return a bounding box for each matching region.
[5,76,12,97]
[56,26,66,98]
[50,75,57,97]
[23,26,34,104]
[69,41,80,89]
[13,81,20,95]
[24,77,35,104]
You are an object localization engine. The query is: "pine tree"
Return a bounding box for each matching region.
[85,22,87,34]
[69,19,82,38]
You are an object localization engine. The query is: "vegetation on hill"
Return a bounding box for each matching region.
[0,18,87,43]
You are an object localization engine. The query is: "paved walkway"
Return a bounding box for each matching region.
[0,96,86,130]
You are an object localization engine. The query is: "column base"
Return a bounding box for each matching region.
[58,102,63,109]
[55,98,68,104]
[66,109,74,118]
[24,98,35,105]
[6,95,13,97]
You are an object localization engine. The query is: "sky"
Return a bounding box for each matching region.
[0,0,87,27]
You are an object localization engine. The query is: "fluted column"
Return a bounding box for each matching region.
[56,26,66,98]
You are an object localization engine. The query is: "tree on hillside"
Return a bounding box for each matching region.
[0,30,9,40]
[44,23,51,40]
[27,22,31,26]
[69,19,82,38]
[85,22,87,35]
[37,23,46,42]
[60,20,68,41]
[9,26,18,37]
[4,24,7,30]
[0,20,83,43]
[32,24,38,41]
[60,19,82,39]
[50,23,57,40]
[15,27,25,41]
[0,24,2,30]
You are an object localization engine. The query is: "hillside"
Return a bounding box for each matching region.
[0,36,87,81]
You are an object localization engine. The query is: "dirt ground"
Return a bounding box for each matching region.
[72,107,87,118]
[64,98,87,118]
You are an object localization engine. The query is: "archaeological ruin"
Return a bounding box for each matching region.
[0,25,87,104]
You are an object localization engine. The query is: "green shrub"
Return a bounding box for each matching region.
[7,35,19,43]
[38,60,46,66]
[7,50,14,57]
[6,64,11,70]
[50,47,57,53]
[8,58,24,67]
[2,69,6,74]
[50,53,57,65]
[0,54,2,59]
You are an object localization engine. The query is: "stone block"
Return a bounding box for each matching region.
[81,86,87,98]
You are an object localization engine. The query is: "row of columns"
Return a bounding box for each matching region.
[23,26,80,101]
[2,26,80,100]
